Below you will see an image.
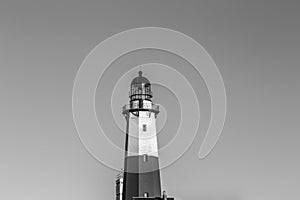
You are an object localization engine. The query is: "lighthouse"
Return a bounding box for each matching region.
[115,71,174,200]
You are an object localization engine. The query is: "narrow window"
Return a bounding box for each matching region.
[143,154,148,162]
[144,192,149,197]
[143,124,147,132]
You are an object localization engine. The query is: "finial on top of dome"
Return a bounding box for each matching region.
[138,70,143,77]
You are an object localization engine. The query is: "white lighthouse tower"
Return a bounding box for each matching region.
[115,71,174,200]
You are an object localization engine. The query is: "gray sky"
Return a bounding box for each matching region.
[1,0,300,200]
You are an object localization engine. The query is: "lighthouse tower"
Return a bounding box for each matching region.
[115,71,174,200]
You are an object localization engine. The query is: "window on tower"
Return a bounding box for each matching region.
[143,154,148,162]
[144,192,149,197]
[143,124,147,132]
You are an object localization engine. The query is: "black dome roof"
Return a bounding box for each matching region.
[131,71,150,85]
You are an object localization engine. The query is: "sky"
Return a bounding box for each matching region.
[1,0,300,200]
